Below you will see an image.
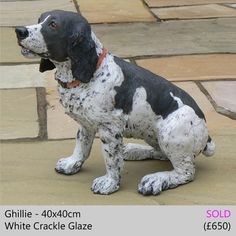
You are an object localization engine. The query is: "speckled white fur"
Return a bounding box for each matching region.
[20,15,50,58]
[138,105,208,195]
[22,27,213,195]
[52,35,126,194]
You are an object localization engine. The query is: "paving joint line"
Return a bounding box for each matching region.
[0,136,101,144]
[148,3,234,9]
[140,0,161,22]
[0,61,40,66]
[1,52,236,67]
[172,78,236,83]
[88,17,236,25]
[0,26,19,28]
[0,137,44,144]
[90,20,157,25]
[36,87,48,140]
[129,52,236,61]
[157,16,236,22]
[72,0,80,13]
[195,81,236,120]
[0,87,39,91]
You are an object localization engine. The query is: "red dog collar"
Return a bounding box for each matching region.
[96,48,107,70]
[58,48,107,89]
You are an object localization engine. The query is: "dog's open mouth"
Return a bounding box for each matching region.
[20,45,39,58]
[20,45,50,59]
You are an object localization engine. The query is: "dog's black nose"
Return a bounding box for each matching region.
[15,27,29,40]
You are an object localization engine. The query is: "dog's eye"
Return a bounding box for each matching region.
[49,21,57,29]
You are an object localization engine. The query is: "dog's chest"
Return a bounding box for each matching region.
[58,84,102,125]
[56,70,118,126]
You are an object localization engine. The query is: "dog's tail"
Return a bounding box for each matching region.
[202,136,215,157]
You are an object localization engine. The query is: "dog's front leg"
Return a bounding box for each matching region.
[91,125,124,195]
[55,126,95,175]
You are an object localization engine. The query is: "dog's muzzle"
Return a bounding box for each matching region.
[15,27,50,58]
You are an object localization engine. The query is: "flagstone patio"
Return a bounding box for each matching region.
[0,0,235,205]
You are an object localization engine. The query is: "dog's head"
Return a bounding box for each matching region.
[15,10,98,83]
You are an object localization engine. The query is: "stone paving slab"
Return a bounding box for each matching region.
[0,0,76,26]
[151,4,236,20]
[136,54,236,81]
[92,18,236,58]
[0,27,39,63]
[202,81,236,113]
[46,87,79,139]
[77,0,155,23]
[1,135,235,205]
[0,64,56,88]
[0,88,39,139]
[175,82,236,135]
[145,0,236,7]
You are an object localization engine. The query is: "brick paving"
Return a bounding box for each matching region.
[0,0,236,205]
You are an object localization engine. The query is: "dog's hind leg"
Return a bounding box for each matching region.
[55,126,95,175]
[138,155,195,195]
[138,106,208,195]
[124,143,168,161]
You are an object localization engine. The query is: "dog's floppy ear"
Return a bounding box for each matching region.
[67,22,98,83]
[39,58,55,72]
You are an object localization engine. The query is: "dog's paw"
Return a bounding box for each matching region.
[55,157,82,175]
[138,173,170,196]
[91,175,120,195]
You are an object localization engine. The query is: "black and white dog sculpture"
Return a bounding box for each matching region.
[15,10,215,195]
